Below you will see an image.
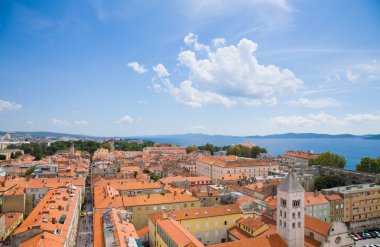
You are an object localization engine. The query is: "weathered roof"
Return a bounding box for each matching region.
[277,172,304,193]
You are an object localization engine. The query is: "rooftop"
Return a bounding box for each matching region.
[14,187,81,246]
[322,183,380,193]
[122,190,199,207]
[197,156,278,168]
[304,192,329,206]
[157,218,204,247]
[149,204,242,224]
[210,233,286,247]
[277,172,304,193]
[304,215,331,237]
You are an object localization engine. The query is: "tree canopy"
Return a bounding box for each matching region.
[7,139,155,160]
[355,156,380,174]
[314,175,346,190]
[226,144,267,158]
[309,152,346,169]
[186,146,198,154]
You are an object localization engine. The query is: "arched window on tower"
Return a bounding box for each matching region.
[292,199,300,208]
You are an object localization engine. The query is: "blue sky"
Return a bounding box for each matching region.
[0,0,380,137]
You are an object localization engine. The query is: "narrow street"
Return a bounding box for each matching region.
[76,185,93,247]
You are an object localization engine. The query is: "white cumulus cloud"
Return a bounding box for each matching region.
[270,112,342,127]
[160,79,235,107]
[74,120,88,126]
[270,112,380,128]
[127,61,147,74]
[344,113,380,123]
[288,97,340,108]
[155,34,302,107]
[212,38,225,47]
[116,115,134,124]
[153,63,170,77]
[190,124,207,130]
[154,34,302,107]
[346,70,359,82]
[26,120,34,125]
[52,118,70,126]
[0,100,22,111]
[184,33,210,52]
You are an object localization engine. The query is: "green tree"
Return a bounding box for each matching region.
[133,171,138,178]
[309,152,346,169]
[143,169,150,174]
[356,157,380,174]
[14,151,23,158]
[0,154,6,160]
[314,175,346,190]
[226,144,267,158]
[150,174,160,181]
[10,152,15,159]
[25,165,36,176]
[186,146,198,154]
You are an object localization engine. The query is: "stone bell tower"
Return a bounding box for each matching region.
[277,172,305,247]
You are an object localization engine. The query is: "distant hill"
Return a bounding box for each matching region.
[247,133,361,139]
[133,133,380,146]
[1,131,379,142]
[363,134,380,140]
[0,131,95,139]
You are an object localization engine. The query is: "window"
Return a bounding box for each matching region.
[280,210,282,216]
[224,220,227,225]
[281,198,287,207]
[292,199,300,208]
[284,212,287,219]
[292,213,295,219]
[284,222,286,227]
[292,223,295,229]
[298,212,301,218]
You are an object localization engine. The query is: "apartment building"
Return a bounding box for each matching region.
[304,192,330,222]
[102,208,142,247]
[0,212,23,241]
[154,218,204,247]
[322,183,380,230]
[284,151,319,166]
[25,177,85,215]
[123,190,201,230]
[12,187,81,247]
[148,204,243,246]
[160,176,213,190]
[1,184,26,214]
[92,177,164,196]
[326,194,344,222]
[195,156,279,181]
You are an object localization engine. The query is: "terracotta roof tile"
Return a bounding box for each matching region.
[149,204,241,224]
[304,215,331,237]
[227,226,252,240]
[210,233,286,247]
[197,156,278,168]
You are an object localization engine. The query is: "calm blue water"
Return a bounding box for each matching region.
[144,137,380,171]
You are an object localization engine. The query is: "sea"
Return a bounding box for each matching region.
[143,136,380,171]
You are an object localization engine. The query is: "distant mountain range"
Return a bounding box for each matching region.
[0,131,95,139]
[1,131,380,142]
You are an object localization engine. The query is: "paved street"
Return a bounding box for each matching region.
[76,186,93,247]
